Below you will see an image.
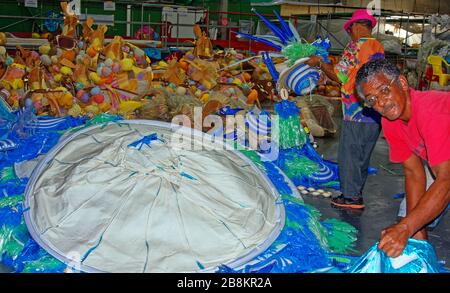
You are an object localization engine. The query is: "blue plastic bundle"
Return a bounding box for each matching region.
[348,239,442,273]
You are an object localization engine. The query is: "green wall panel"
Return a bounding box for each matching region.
[0,0,279,37]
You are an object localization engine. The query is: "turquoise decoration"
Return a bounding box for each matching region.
[348,239,442,273]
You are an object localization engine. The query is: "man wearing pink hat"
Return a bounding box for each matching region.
[307,9,385,209]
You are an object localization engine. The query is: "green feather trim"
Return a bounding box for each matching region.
[282,43,317,66]
[272,116,307,150]
[22,256,65,273]
[322,218,358,254]
[0,222,27,261]
[283,156,319,178]
[0,167,17,184]
[0,195,23,209]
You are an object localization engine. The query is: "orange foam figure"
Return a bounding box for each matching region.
[60,2,79,38]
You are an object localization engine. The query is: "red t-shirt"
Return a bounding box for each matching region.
[382,89,450,167]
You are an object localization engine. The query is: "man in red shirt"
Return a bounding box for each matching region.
[355,59,450,257]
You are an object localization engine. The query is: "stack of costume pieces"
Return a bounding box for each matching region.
[0,2,154,119]
[0,4,275,123]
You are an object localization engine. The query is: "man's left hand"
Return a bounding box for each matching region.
[378,222,410,258]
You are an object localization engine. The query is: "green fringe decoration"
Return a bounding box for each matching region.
[282,43,317,66]
[67,114,123,134]
[328,255,354,264]
[55,129,71,135]
[86,114,120,127]
[320,181,341,188]
[0,222,27,261]
[321,218,358,254]
[240,149,265,170]
[304,205,331,250]
[0,167,17,184]
[272,116,307,150]
[22,255,65,273]
[0,195,23,209]
[303,204,358,254]
[282,194,304,205]
[283,156,319,178]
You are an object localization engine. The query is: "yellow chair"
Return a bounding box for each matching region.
[427,55,450,87]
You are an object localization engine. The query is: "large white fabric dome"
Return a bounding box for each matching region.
[24,121,285,273]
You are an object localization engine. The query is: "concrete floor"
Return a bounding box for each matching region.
[0,122,448,273]
[308,123,450,270]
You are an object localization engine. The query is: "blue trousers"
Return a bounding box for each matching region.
[338,120,381,199]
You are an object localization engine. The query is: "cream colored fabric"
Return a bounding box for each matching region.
[27,122,281,273]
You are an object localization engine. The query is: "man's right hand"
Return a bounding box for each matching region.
[378,222,411,258]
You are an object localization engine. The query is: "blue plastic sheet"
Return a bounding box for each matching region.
[348,239,442,273]
[143,48,162,60]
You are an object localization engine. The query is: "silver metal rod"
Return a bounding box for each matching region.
[0,15,241,29]
[403,13,410,73]
[377,14,381,39]
[0,16,39,31]
[0,15,61,21]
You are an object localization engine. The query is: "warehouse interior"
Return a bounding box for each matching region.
[0,0,449,275]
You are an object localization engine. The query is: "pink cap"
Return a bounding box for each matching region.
[344,9,377,32]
